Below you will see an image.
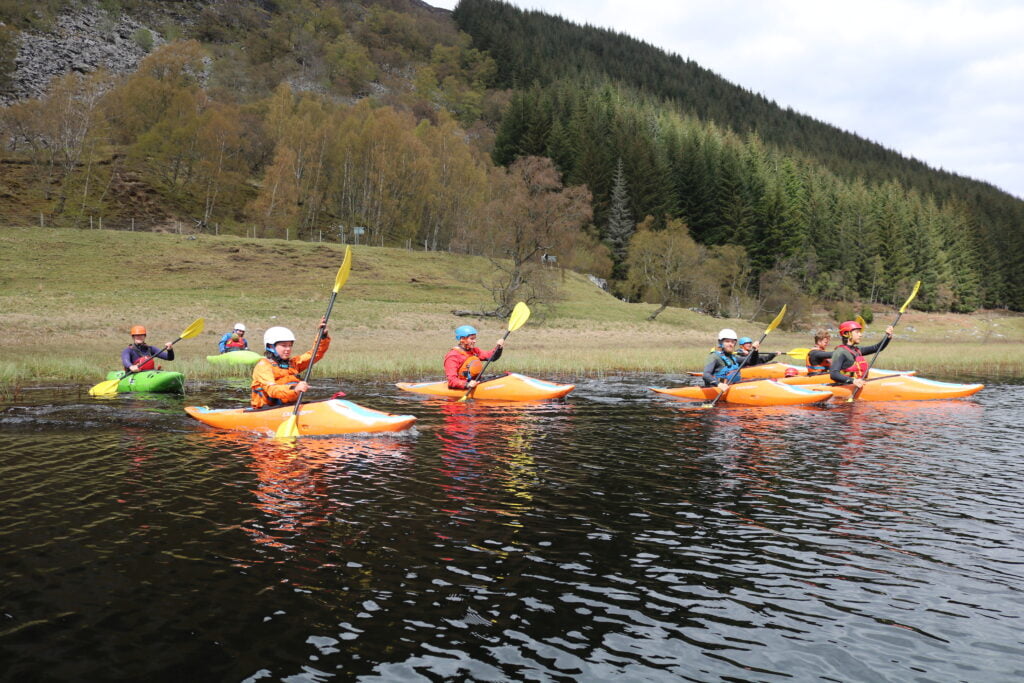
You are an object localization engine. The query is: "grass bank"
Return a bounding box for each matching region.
[1,226,1022,391]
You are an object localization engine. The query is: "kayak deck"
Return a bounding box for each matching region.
[185,398,417,436]
[396,373,575,401]
[651,380,832,406]
[796,375,985,401]
[104,370,184,393]
[206,350,262,366]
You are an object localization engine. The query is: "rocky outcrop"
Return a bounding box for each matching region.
[2,4,163,104]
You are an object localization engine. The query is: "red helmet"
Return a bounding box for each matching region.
[838,320,862,336]
[784,367,799,377]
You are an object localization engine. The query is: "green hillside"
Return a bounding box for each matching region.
[1,226,1021,389]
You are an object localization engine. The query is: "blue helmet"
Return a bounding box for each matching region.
[454,324,478,340]
[738,336,753,345]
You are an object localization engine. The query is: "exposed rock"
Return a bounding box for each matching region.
[2,3,164,104]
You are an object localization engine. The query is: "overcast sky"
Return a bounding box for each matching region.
[429,0,1024,200]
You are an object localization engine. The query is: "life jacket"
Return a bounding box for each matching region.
[713,350,742,384]
[224,336,246,350]
[130,344,156,371]
[251,356,301,409]
[806,349,831,373]
[458,354,484,379]
[837,344,868,379]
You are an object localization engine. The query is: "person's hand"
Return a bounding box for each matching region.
[885,325,894,337]
[495,337,505,347]
[164,342,174,349]
[853,378,866,388]
[294,380,310,394]
[717,382,729,392]
[467,379,479,388]
[129,364,140,372]
[751,341,760,350]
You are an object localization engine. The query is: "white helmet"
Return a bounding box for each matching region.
[718,328,738,341]
[264,326,295,346]
[233,322,246,332]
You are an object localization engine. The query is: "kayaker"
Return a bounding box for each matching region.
[250,320,330,409]
[805,329,833,375]
[444,324,504,390]
[736,336,779,366]
[702,328,743,389]
[218,323,249,353]
[829,320,894,388]
[121,325,175,372]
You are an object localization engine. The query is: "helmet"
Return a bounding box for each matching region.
[738,336,753,345]
[454,324,478,340]
[264,326,296,346]
[233,323,246,332]
[838,320,863,336]
[784,367,799,377]
[130,325,147,335]
[717,328,738,341]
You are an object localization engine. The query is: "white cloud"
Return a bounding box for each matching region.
[429,0,1024,198]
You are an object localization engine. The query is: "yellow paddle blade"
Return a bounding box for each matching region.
[88,378,122,396]
[508,301,531,332]
[785,347,810,361]
[180,317,205,339]
[855,315,866,329]
[764,305,787,335]
[275,414,299,439]
[900,280,921,313]
[333,246,352,293]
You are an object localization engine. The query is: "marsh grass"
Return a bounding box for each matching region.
[2,226,1022,388]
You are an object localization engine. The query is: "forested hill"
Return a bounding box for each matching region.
[453,0,1024,310]
[1,0,1022,313]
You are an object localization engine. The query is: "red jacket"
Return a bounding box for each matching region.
[444,345,500,389]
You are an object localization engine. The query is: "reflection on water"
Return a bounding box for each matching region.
[1,378,1022,680]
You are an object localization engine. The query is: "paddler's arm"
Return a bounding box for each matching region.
[829,348,854,384]
[701,355,721,387]
[480,338,504,362]
[861,326,894,356]
[153,343,174,361]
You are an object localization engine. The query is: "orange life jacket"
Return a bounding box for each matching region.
[251,358,302,409]
[837,344,868,379]
[458,354,484,379]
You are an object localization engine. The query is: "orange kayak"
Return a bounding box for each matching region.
[396,373,575,401]
[787,374,984,401]
[185,399,417,436]
[650,380,832,406]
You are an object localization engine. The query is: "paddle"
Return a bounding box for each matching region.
[784,348,811,361]
[275,246,352,439]
[89,318,205,396]
[848,280,920,402]
[457,301,530,403]
[702,305,787,409]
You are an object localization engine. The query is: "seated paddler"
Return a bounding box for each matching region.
[805,328,833,375]
[250,319,329,409]
[736,336,779,366]
[829,320,893,389]
[122,325,175,372]
[444,324,504,390]
[702,328,743,390]
[218,322,249,353]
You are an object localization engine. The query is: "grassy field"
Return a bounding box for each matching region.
[1,226,1022,390]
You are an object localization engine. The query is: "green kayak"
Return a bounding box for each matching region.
[206,350,262,367]
[104,370,185,393]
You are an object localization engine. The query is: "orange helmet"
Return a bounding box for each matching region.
[130,325,147,336]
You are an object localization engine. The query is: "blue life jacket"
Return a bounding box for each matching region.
[713,350,742,384]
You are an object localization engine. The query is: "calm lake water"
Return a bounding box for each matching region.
[2,375,1022,681]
